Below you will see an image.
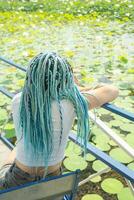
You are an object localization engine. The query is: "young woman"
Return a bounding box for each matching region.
[0,52,119,189]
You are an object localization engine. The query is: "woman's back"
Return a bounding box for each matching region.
[12,92,76,167]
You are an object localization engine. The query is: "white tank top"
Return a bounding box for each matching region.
[12,92,76,166]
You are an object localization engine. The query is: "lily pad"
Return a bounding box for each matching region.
[63,156,87,171]
[82,194,104,200]
[5,129,15,138]
[4,123,15,138]
[90,175,101,183]
[120,90,130,96]
[85,153,96,162]
[0,108,8,121]
[92,160,108,172]
[120,124,134,132]
[95,142,111,152]
[0,95,10,106]
[101,178,123,194]
[91,128,105,136]
[65,141,81,157]
[125,134,134,147]
[109,148,133,163]
[117,187,134,200]
[108,139,118,146]
[92,134,110,144]
[127,162,134,170]
[109,120,123,127]
[4,123,14,130]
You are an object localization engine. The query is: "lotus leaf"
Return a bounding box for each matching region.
[92,133,110,143]
[92,160,108,172]
[63,156,87,171]
[85,153,96,162]
[82,194,103,200]
[0,108,8,121]
[95,143,111,152]
[127,162,134,170]
[108,140,118,146]
[120,124,134,132]
[117,187,134,200]
[90,175,101,183]
[65,141,81,157]
[101,178,123,194]
[109,148,133,163]
[125,134,134,147]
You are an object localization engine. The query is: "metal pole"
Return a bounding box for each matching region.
[90,112,134,158]
[0,56,26,72]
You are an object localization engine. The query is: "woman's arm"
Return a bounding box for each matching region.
[74,76,119,110]
[81,85,119,110]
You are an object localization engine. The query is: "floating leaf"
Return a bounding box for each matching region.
[109,120,123,127]
[117,187,134,200]
[92,133,110,143]
[90,175,101,183]
[4,123,15,138]
[65,141,81,157]
[16,79,25,87]
[85,153,96,162]
[0,95,10,106]
[0,108,8,121]
[120,124,134,132]
[127,162,134,170]
[95,142,111,152]
[101,178,123,194]
[128,68,134,74]
[6,67,17,72]
[4,123,14,130]
[63,156,87,171]
[64,50,75,58]
[118,56,128,64]
[120,90,130,96]
[91,128,106,137]
[5,129,15,138]
[92,160,108,172]
[109,148,133,163]
[108,139,118,146]
[125,134,134,147]
[82,194,104,200]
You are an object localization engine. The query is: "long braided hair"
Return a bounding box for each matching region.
[18,52,90,167]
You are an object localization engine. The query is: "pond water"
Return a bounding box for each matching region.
[0,13,134,95]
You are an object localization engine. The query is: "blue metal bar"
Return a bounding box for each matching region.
[70,170,80,200]
[0,56,26,72]
[64,195,71,200]
[0,135,14,150]
[0,86,14,99]
[103,103,134,122]
[69,132,134,182]
[0,167,79,196]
